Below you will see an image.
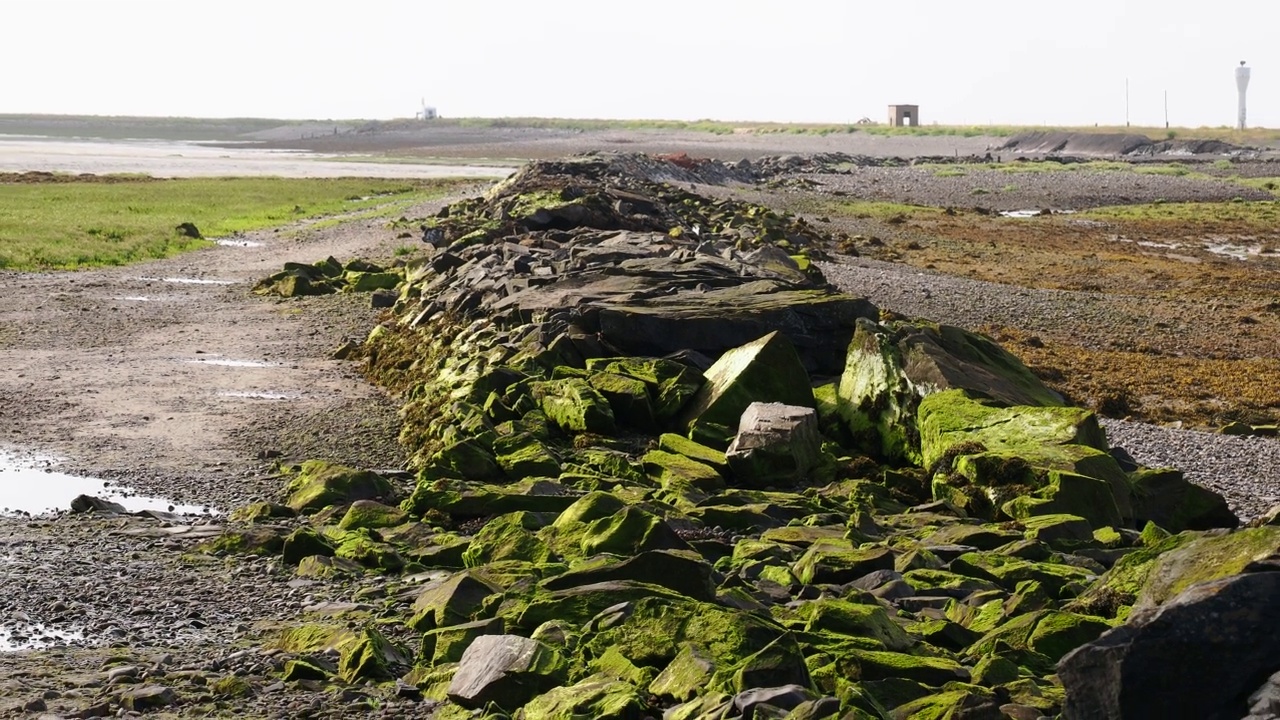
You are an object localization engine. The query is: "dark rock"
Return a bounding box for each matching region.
[1059,571,1280,719]
[119,685,179,710]
[69,495,127,514]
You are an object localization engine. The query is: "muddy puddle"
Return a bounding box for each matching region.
[0,625,84,651]
[138,276,237,285]
[213,238,264,248]
[1110,235,1278,261]
[0,449,209,517]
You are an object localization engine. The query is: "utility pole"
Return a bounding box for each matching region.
[1164,90,1169,129]
[1125,78,1130,127]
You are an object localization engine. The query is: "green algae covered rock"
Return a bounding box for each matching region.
[836,319,1062,464]
[643,450,725,494]
[521,675,648,720]
[338,627,410,682]
[581,595,808,693]
[421,617,505,665]
[948,551,1094,597]
[283,460,394,513]
[790,598,913,652]
[541,550,717,602]
[585,356,703,422]
[680,331,815,448]
[228,502,296,524]
[281,526,336,566]
[532,378,616,434]
[1132,525,1280,611]
[792,544,896,586]
[337,499,408,531]
[590,372,657,431]
[965,609,1112,673]
[1003,470,1125,531]
[462,512,557,567]
[658,433,728,469]
[493,432,562,479]
[580,506,690,557]
[409,570,501,631]
[447,634,568,711]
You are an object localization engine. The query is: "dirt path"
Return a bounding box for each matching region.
[0,194,482,718]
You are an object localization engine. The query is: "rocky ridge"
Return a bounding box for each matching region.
[94,154,1280,720]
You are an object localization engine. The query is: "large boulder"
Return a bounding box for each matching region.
[725,402,824,488]
[447,634,568,711]
[283,460,394,513]
[1059,570,1280,719]
[919,390,1130,526]
[680,332,816,449]
[1128,467,1238,532]
[837,319,1062,463]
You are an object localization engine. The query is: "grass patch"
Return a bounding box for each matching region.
[0,176,470,271]
[1080,200,1280,224]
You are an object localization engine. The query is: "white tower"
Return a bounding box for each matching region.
[1236,61,1251,130]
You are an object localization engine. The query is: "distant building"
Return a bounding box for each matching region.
[888,104,919,127]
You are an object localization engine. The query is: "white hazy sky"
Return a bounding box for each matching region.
[2,0,1275,128]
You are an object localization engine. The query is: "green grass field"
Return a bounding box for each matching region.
[0,176,471,271]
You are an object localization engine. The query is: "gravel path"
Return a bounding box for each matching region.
[799,165,1274,211]
[819,256,1280,521]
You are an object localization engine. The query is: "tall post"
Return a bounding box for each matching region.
[1236,62,1251,130]
[1125,78,1130,127]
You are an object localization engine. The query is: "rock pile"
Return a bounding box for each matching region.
[205,155,1277,719]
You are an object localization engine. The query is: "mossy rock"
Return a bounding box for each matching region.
[1020,513,1095,548]
[296,554,364,579]
[590,372,657,432]
[679,331,815,448]
[1003,470,1125,531]
[888,684,998,720]
[581,595,804,693]
[426,439,504,483]
[643,450,725,494]
[531,378,616,434]
[338,627,410,683]
[836,318,1061,464]
[580,506,690,557]
[790,599,913,652]
[403,478,583,519]
[281,526,336,566]
[196,527,284,557]
[585,356,703,422]
[792,544,896,586]
[1133,525,1280,611]
[331,529,405,572]
[408,570,502,632]
[649,643,717,702]
[493,432,562,479]
[900,568,1001,597]
[269,623,358,654]
[283,460,394,513]
[421,617,505,665]
[462,512,557,567]
[227,502,296,524]
[541,549,717,602]
[657,433,728,469]
[966,609,1111,674]
[337,499,408,531]
[281,658,332,682]
[521,674,649,720]
[511,580,687,632]
[1065,531,1199,618]
[949,551,1094,597]
[846,648,970,686]
[922,522,1022,551]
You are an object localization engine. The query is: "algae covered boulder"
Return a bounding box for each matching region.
[283,460,394,513]
[531,378,616,435]
[1128,467,1238,532]
[837,319,1062,463]
[521,675,648,720]
[919,389,1131,527]
[680,331,815,448]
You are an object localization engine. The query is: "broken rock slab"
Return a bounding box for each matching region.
[726,402,824,488]
[447,634,567,711]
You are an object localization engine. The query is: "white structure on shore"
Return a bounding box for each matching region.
[1236,61,1251,130]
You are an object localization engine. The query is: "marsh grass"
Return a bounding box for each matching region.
[1081,200,1280,224]
[0,176,467,270]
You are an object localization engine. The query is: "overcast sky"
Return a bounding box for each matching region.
[2,0,1274,128]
